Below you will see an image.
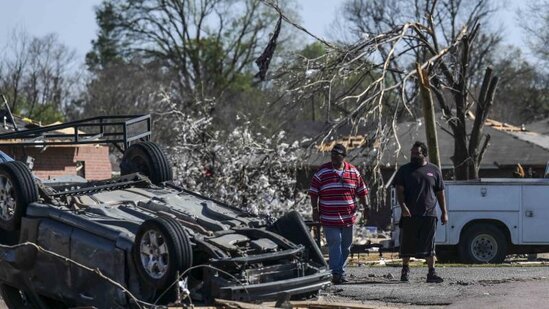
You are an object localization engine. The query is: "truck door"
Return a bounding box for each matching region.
[522,186,549,243]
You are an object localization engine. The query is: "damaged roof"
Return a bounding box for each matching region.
[382,116,549,168]
[302,116,549,169]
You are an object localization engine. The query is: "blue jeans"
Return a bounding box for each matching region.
[324,226,353,277]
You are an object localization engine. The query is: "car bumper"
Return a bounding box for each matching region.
[217,270,332,301]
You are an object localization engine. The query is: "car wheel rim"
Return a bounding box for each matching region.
[140,229,169,279]
[470,233,498,262]
[0,175,16,221]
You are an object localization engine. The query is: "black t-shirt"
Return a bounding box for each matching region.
[393,162,445,217]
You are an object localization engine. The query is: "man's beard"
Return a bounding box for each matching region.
[332,159,344,168]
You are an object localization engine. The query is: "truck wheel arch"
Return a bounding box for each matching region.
[458,220,510,263]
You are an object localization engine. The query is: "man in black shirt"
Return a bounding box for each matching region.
[394,141,448,283]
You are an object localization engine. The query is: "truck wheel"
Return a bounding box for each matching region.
[0,161,39,231]
[120,141,173,185]
[133,217,192,299]
[270,211,327,267]
[459,224,507,264]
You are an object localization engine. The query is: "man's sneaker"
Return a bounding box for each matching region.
[426,271,444,283]
[400,267,409,282]
[331,274,349,285]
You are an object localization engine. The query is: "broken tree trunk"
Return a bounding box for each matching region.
[417,64,441,169]
[467,67,499,179]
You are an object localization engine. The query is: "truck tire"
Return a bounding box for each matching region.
[120,141,173,185]
[459,224,508,264]
[133,217,192,300]
[0,161,39,231]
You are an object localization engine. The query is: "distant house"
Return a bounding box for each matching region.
[0,114,112,180]
[302,116,549,179]
[381,117,549,179]
[298,115,549,229]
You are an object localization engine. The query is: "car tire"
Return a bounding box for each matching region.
[0,161,39,231]
[120,141,173,184]
[270,211,327,267]
[459,224,508,264]
[133,217,193,296]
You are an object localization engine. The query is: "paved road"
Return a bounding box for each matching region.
[326,265,549,308]
[1,265,548,308]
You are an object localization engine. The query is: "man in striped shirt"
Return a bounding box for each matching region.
[309,144,369,284]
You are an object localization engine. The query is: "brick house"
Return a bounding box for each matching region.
[0,115,112,180]
[0,145,112,180]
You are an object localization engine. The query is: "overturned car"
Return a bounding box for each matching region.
[0,116,330,308]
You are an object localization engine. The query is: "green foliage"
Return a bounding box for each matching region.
[80,0,304,137]
[299,42,326,59]
[24,103,65,125]
[5,96,65,125]
[86,1,124,70]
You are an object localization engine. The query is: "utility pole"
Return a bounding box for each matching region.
[417,64,441,169]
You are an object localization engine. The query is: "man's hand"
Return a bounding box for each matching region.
[396,186,411,218]
[441,211,448,225]
[310,195,319,222]
[401,206,411,217]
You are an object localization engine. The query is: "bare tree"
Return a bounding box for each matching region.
[331,0,502,180]
[517,0,549,66]
[488,46,549,125]
[0,28,31,113]
[0,29,81,123]
[258,0,501,195]
[99,0,297,111]
[72,59,184,143]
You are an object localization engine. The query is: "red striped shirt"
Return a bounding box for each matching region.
[309,161,368,227]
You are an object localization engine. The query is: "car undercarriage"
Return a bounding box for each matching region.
[0,115,331,308]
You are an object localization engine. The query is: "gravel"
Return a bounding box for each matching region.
[326,265,549,307]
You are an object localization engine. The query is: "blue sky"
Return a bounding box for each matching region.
[0,0,529,61]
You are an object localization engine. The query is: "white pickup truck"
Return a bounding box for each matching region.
[388,178,549,263]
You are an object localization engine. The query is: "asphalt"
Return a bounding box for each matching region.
[2,264,549,308]
[326,265,549,308]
